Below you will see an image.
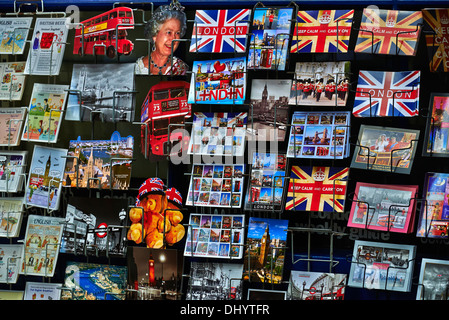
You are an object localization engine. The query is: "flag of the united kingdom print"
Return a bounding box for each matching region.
[355,8,422,56]
[353,70,420,117]
[190,9,251,53]
[290,9,354,53]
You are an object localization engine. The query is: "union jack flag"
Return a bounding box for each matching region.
[353,70,420,117]
[355,8,422,56]
[290,10,354,53]
[286,166,349,212]
[190,9,251,53]
[423,9,449,72]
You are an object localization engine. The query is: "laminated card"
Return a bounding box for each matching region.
[422,9,449,72]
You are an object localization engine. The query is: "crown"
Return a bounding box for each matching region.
[313,169,326,182]
[386,16,396,27]
[319,12,332,24]
[441,15,449,25]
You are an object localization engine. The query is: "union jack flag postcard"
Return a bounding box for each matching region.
[355,8,422,56]
[285,166,349,212]
[353,70,420,117]
[423,9,449,72]
[290,9,354,53]
[190,9,251,53]
[247,7,294,71]
[350,124,420,175]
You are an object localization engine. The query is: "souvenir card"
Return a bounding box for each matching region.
[243,217,288,284]
[0,198,24,238]
[24,282,62,300]
[348,182,419,233]
[286,111,351,160]
[21,83,69,144]
[0,61,26,101]
[127,247,183,300]
[25,17,70,75]
[188,112,247,157]
[0,17,32,54]
[416,258,449,300]
[62,131,134,190]
[72,7,134,57]
[21,214,65,277]
[286,166,349,212]
[186,163,245,208]
[0,290,23,300]
[350,124,420,175]
[0,107,26,146]
[290,9,354,53]
[65,63,136,122]
[184,213,244,259]
[25,145,67,211]
[0,150,27,193]
[348,240,416,292]
[187,262,244,300]
[247,289,287,300]
[248,79,291,142]
[244,152,287,212]
[353,70,420,117]
[190,9,251,53]
[62,262,127,300]
[0,244,22,284]
[288,270,347,300]
[423,93,449,156]
[423,9,449,72]
[60,197,129,257]
[188,57,247,104]
[289,61,350,107]
[355,8,422,56]
[248,7,294,71]
[140,80,191,157]
[416,172,449,238]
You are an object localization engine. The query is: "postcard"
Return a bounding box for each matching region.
[0,197,24,238]
[186,163,245,208]
[423,93,449,156]
[21,83,69,144]
[288,270,347,300]
[286,166,349,212]
[0,61,26,101]
[24,282,62,300]
[416,258,449,300]
[348,182,419,233]
[423,9,449,72]
[0,107,26,146]
[290,10,354,53]
[286,111,351,160]
[184,213,245,259]
[0,151,27,193]
[0,244,22,284]
[350,124,420,174]
[0,17,32,54]
[248,7,294,70]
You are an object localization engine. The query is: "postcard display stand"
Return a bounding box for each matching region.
[0,0,448,303]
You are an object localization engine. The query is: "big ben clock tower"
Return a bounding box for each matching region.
[258,223,270,267]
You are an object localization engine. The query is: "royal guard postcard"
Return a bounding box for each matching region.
[184,214,244,259]
[62,131,134,190]
[190,9,251,53]
[355,8,422,56]
[348,182,419,233]
[290,9,354,53]
[422,8,449,72]
[350,125,420,174]
[188,57,247,104]
[188,112,247,157]
[244,152,287,212]
[416,172,449,239]
[248,79,291,142]
[186,163,245,208]
[285,166,349,213]
[0,17,32,54]
[288,271,347,300]
[353,70,420,117]
[248,7,293,71]
[287,111,351,160]
[21,83,69,144]
[289,61,350,107]
[348,240,416,292]
[423,93,449,156]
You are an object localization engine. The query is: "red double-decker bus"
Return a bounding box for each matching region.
[73,7,134,58]
[141,81,191,156]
